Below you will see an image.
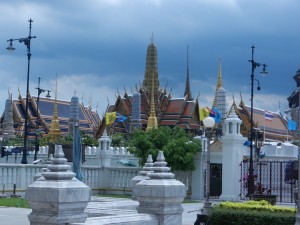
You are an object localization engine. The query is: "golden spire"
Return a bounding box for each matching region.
[212,58,222,108]
[142,35,159,99]
[146,69,158,131]
[49,75,61,142]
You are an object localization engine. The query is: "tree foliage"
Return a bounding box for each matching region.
[111,133,127,147]
[38,132,99,147]
[127,126,201,171]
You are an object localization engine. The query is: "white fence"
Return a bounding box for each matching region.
[0,163,191,196]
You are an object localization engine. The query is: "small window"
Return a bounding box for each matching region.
[229,122,232,134]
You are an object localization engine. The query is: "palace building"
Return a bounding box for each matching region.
[0,90,100,140]
[96,41,201,138]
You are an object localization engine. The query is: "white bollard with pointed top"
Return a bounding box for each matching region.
[131,155,154,200]
[135,151,186,225]
[25,145,90,225]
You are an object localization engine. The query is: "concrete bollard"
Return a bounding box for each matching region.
[135,151,186,225]
[25,144,90,225]
[131,155,154,200]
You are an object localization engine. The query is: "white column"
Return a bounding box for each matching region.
[219,107,247,201]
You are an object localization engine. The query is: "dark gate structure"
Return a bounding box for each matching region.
[240,160,297,203]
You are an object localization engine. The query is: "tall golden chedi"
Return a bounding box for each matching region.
[146,70,158,131]
[48,77,61,142]
[212,58,223,108]
[142,35,159,100]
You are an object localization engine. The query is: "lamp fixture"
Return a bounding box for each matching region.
[6,39,15,52]
[203,116,215,128]
[260,64,268,77]
[46,90,51,98]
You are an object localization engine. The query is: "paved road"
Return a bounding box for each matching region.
[0,198,202,225]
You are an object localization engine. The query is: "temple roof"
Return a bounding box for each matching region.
[96,90,200,137]
[233,99,296,142]
[0,94,100,138]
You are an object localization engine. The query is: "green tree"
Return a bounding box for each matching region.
[81,132,99,147]
[2,137,23,146]
[127,126,201,171]
[38,132,99,147]
[111,133,127,147]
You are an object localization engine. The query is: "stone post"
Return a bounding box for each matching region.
[135,151,186,225]
[131,155,154,200]
[25,145,90,225]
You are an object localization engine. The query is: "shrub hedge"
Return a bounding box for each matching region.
[209,200,296,225]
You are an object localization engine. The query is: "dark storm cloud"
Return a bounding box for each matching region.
[0,0,299,115]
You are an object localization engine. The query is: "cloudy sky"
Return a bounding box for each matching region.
[0,0,299,118]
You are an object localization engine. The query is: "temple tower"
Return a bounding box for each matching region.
[49,77,61,142]
[130,92,142,132]
[142,35,159,100]
[184,45,193,101]
[213,58,223,108]
[69,91,80,135]
[2,92,16,139]
[217,87,227,121]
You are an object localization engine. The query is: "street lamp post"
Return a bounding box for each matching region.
[6,19,36,164]
[194,116,221,225]
[34,77,51,161]
[247,45,267,196]
[202,116,215,216]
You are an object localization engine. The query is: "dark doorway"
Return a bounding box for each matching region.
[210,163,222,197]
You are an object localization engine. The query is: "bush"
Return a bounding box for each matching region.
[218,200,295,213]
[127,126,201,171]
[209,201,296,225]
